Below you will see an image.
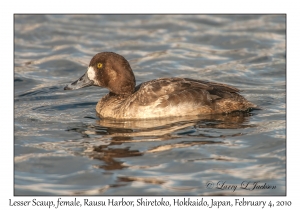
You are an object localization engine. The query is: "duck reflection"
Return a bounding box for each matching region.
[69,112,256,171]
[91,136,142,170]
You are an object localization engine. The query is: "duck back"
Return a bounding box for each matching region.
[96,78,257,119]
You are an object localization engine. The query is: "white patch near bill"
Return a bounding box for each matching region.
[87,66,96,81]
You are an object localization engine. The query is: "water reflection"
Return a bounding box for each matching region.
[67,112,256,171]
[92,137,142,170]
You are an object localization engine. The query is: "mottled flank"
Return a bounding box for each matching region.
[65,52,258,119]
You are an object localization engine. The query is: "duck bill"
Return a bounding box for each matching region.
[64,72,94,90]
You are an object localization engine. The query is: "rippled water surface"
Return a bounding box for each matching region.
[14,15,286,195]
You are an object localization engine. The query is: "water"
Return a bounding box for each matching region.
[14,14,286,195]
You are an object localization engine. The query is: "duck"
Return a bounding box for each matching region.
[64,52,258,119]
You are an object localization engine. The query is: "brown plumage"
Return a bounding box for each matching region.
[64,52,258,119]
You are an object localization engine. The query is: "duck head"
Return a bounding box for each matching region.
[64,52,136,95]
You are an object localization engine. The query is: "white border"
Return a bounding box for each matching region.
[3,0,297,209]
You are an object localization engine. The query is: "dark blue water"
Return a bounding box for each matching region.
[14,14,286,195]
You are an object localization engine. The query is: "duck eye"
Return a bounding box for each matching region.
[97,63,103,69]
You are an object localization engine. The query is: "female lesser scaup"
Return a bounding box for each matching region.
[64,52,258,119]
